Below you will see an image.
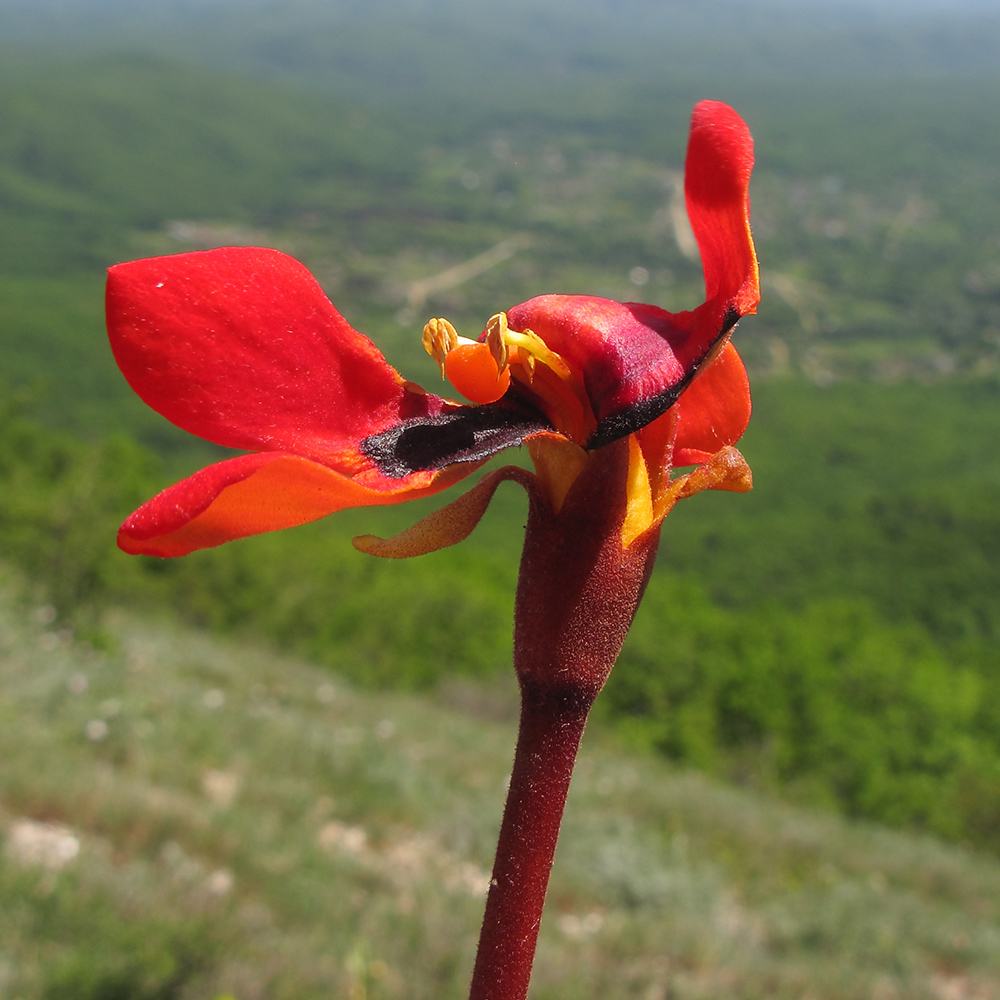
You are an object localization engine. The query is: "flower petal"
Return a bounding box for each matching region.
[353,465,537,559]
[621,433,656,548]
[506,295,686,443]
[650,444,753,526]
[117,452,476,558]
[685,99,760,317]
[503,104,757,451]
[106,247,455,466]
[672,341,752,466]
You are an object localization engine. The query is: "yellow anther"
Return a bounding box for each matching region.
[484,313,511,374]
[421,310,597,444]
[422,317,460,379]
[487,313,596,442]
[486,312,577,383]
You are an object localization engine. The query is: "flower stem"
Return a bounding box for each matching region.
[468,678,596,1000]
[468,440,661,1000]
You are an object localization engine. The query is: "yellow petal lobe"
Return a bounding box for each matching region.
[621,434,656,549]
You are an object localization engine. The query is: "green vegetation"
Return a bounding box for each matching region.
[4,54,1000,434]
[2,33,1000,862]
[5,376,1000,851]
[1,563,998,998]
[0,52,417,276]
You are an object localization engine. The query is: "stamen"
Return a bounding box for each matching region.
[422,317,460,378]
[484,313,511,372]
[423,315,511,404]
[421,311,599,443]
[488,312,598,444]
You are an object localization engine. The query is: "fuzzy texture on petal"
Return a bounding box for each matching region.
[118,452,474,557]
[506,295,686,443]
[107,247,457,467]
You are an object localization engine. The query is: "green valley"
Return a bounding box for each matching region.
[2,15,1000,855]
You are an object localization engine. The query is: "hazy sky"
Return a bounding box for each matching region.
[1,0,996,89]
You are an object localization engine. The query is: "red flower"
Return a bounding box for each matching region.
[107,100,758,559]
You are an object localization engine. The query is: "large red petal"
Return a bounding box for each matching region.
[672,341,751,466]
[117,452,477,558]
[107,248,452,465]
[685,100,760,317]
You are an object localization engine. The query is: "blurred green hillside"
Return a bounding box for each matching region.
[5,54,1000,426]
[0,52,418,277]
[3,564,998,998]
[1,41,1000,851]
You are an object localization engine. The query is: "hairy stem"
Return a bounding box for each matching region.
[468,440,661,999]
[468,679,596,1000]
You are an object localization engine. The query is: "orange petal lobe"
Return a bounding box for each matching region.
[118,453,476,558]
[353,465,537,559]
[673,341,751,466]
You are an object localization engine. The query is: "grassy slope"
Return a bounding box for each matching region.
[1,563,999,1000]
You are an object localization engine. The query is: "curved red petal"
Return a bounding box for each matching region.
[506,105,757,449]
[106,247,452,465]
[507,295,686,432]
[117,451,478,558]
[685,100,760,317]
[672,341,751,466]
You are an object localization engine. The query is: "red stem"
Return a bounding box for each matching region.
[468,440,660,1000]
[468,679,596,1000]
